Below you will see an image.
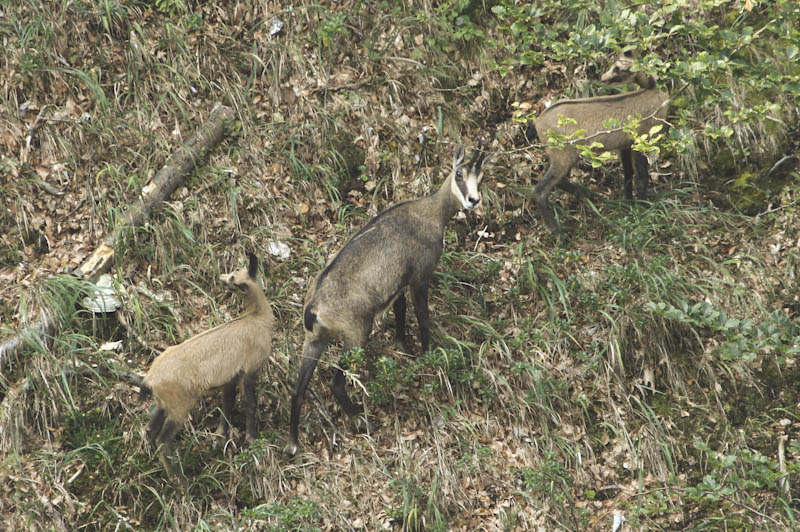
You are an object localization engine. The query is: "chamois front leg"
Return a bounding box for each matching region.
[286,335,327,456]
[411,281,432,353]
[215,379,237,441]
[243,372,259,443]
[632,150,650,202]
[621,147,635,200]
[393,293,413,354]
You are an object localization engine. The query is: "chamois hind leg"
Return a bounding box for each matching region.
[155,417,187,487]
[243,372,259,443]
[286,334,328,456]
[632,150,650,202]
[411,281,432,353]
[393,293,413,354]
[556,178,587,201]
[329,324,371,433]
[147,407,166,448]
[533,161,572,240]
[215,379,237,441]
[620,147,635,200]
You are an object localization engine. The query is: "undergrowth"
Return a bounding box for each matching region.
[0,0,798,530]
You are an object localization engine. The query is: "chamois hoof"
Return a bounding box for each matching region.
[395,340,415,357]
[284,441,300,457]
[352,414,375,434]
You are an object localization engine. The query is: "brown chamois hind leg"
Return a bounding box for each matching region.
[286,335,328,456]
[328,325,371,432]
[147,407,167,448]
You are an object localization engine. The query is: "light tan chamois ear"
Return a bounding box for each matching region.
[247,252,258,280]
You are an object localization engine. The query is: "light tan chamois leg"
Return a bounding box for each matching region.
[146,407,166,449]
[155,417,188,488]
[534,162,572,243]
[243,372,259,443]
[215,379,237,441]
[632,150,650,202]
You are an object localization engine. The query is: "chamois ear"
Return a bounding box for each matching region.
[478,151,494,171]
[247,253,258,279]
[452,145,465,168]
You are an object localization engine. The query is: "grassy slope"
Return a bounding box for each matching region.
[1,0,799,530]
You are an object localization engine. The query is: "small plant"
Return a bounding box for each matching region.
[391,473,449,532]
[241,498,322,532]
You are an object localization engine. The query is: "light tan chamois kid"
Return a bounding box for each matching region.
[285,140,493,456]
[140,253,274,484]
[528,49,670,239]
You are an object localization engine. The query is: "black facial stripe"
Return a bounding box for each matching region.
[456,171,470,198]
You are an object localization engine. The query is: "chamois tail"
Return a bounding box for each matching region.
[139,382,153,401]
[303,305,317,332]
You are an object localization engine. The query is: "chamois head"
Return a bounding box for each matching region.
[220,252,258,292]
[450,137,493,210]
[600,49,655,89]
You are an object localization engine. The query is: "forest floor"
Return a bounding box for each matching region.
[1,1,799,531]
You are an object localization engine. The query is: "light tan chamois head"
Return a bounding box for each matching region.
[141,251,273,486]
[449,136,493,211]
[600,49,656,89]
[219,252,260,305]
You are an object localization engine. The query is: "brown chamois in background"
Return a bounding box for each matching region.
[285,141,494,456]
[140,253,274,484]
[528,49,670,239]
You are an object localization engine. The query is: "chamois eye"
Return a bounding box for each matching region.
[456,169,463,180]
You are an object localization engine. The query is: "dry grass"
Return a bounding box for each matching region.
[1,0,799,531]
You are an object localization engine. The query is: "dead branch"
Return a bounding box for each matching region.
[0,104,236,372]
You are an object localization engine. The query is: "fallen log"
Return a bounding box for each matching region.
[0,104,236,372]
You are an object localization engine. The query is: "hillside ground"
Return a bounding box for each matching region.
[1,0,799,530]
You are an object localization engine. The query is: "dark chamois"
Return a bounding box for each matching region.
[285,141,493,456]
[529,49,670,238]
[140,253,274,484]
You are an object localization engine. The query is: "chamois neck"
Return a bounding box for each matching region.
[428,173,463,229]
[242,287,271,318]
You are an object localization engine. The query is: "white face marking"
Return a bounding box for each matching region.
[450,167,482,210]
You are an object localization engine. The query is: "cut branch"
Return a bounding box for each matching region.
[0,104,236,372]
